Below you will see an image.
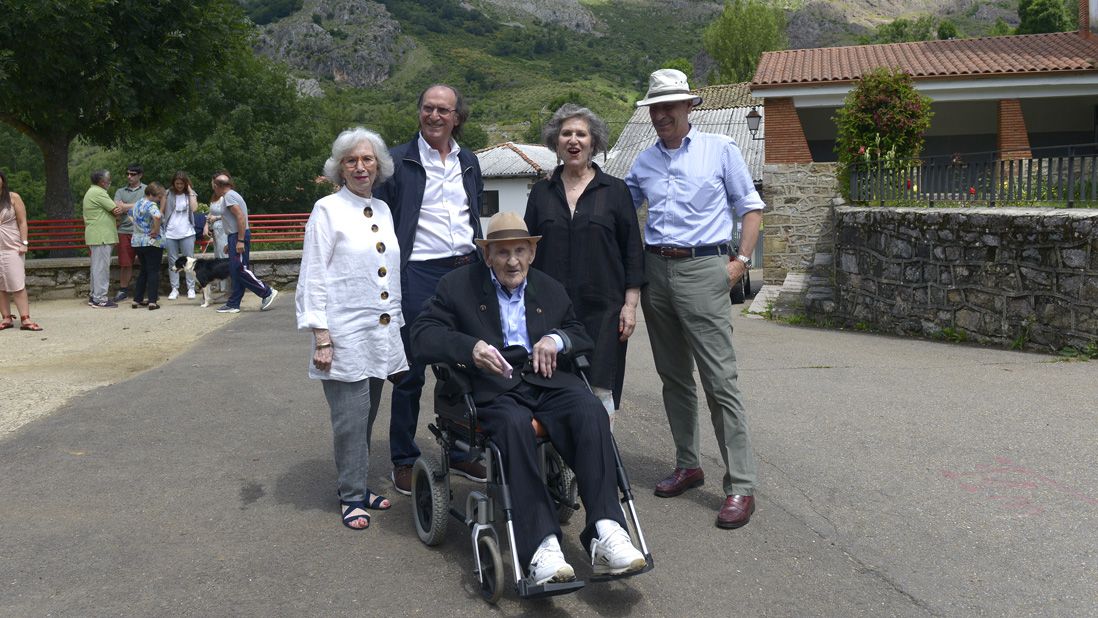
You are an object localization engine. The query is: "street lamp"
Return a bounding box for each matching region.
[745,106,763,140]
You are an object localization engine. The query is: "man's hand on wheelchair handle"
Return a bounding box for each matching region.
[532,336,558,379]
[473,340,513,378]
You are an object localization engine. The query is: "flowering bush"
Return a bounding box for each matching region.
[834,67,933,199]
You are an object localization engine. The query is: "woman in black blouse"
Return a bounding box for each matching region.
[524,104,644,430]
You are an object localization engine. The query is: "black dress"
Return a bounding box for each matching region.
[524,164,644,408]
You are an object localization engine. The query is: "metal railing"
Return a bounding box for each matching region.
[849,143,1098,208]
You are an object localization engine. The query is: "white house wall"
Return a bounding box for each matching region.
[482,177,535,228]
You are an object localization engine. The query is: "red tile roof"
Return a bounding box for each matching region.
[752,31,1098,88]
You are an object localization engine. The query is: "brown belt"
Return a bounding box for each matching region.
[645,244,730,259]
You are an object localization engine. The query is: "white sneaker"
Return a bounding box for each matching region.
[527,536,575,585]
[167,288,179,300]
[590,520,646,576]
[187,289,196,299]
[260,288,278,311]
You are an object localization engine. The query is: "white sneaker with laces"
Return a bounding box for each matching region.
[590,520,646,576]
[167,288,179,300]
[260,288,279,311]
[527,535,575,585]
[187,289,196,299]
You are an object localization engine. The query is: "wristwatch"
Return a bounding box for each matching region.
[735,254,752,267]
[22,240,29,246]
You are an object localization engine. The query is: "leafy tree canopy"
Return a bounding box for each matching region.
[859,16,938,44]
[0,0,250,217]
[115,52,331,213]
[703,0,787,84]
[1017,0,1071,34]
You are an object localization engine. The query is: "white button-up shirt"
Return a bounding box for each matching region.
[410,135,477,261]
[296,187,408,382]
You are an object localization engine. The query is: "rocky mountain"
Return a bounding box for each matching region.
[255,0,409,87]
[251,0,1024,92]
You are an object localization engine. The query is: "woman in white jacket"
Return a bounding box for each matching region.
[296,127,408,530]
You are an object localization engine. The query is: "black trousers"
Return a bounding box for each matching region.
[475,381,625,569]
[132,245,163,303]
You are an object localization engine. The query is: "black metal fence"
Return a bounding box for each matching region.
[849,143,1098,207]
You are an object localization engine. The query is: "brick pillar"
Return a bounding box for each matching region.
[997,99,1032,160]
[763,97,813,164]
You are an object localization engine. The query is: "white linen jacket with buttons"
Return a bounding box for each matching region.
[296,187,408,382]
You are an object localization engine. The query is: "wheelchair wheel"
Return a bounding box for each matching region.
[412,456,449,546]
[545,446,579,524]
[476,535,504,604]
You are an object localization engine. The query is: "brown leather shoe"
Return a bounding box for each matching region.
[450,459,487,482]
[716,494,755,529]
[392,464,413,496]
[654,467,704,498]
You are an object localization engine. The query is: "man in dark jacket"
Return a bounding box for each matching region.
[412,213,647,586]
[373,84,486,494]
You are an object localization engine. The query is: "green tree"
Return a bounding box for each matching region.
[937,20,959,40]
[1017,0,1070,34]
[988,18,1014,36]
[0,0,248,218]
[116,53,330,213]
[703,0,787,84]
[833,67,933,198]
[663,57,694,81]
[859,16,938,44]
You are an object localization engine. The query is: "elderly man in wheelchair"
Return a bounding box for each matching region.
[410,213,652,600]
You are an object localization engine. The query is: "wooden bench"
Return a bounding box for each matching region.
[27,213,310,254]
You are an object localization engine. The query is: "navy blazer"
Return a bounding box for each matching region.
[373,133,485,268]
[411,264,594,405]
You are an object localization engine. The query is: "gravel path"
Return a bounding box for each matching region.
[0,294,271,435]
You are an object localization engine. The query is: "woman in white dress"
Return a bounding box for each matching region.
[295,127,408,530]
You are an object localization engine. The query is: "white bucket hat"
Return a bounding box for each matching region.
[635,68,703,108]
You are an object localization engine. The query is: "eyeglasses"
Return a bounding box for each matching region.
[420,105,455,118]
[342,156,376,169]
[126,171,140,177]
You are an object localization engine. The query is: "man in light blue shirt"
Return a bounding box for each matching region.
[625,68,763,530]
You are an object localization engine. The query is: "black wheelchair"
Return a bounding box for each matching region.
[411,354,654,604]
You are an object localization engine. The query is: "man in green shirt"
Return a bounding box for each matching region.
[83,169,121,308]
[111,164,146,302]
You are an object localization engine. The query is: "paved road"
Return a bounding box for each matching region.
[3,306,1096,616]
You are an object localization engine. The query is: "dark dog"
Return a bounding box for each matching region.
[173,256,231,307]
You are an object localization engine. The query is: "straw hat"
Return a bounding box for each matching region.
[635,68,703,108]
[474,212,542,250]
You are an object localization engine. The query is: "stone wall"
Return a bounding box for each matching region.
[24,251,304,302]
[761,162,842,286]
[812,207,1098,351]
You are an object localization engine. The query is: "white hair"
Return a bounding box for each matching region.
[322,127,394,186]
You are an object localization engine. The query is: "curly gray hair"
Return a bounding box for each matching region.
[323,127,395,187]
[542,104,610,158]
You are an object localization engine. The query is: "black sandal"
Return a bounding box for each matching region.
[365,490,391,510]
[340,501,370,530]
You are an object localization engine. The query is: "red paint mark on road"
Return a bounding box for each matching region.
[940,456,1098,517]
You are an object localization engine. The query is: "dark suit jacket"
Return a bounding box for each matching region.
[372,133,484,268]
[411,264,594,404]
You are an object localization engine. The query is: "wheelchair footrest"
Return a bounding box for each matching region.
[587,554,655,583]
[515,577,586,599]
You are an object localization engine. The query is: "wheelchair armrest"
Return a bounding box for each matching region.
[573,354,590,373]
[432,363,473,398]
